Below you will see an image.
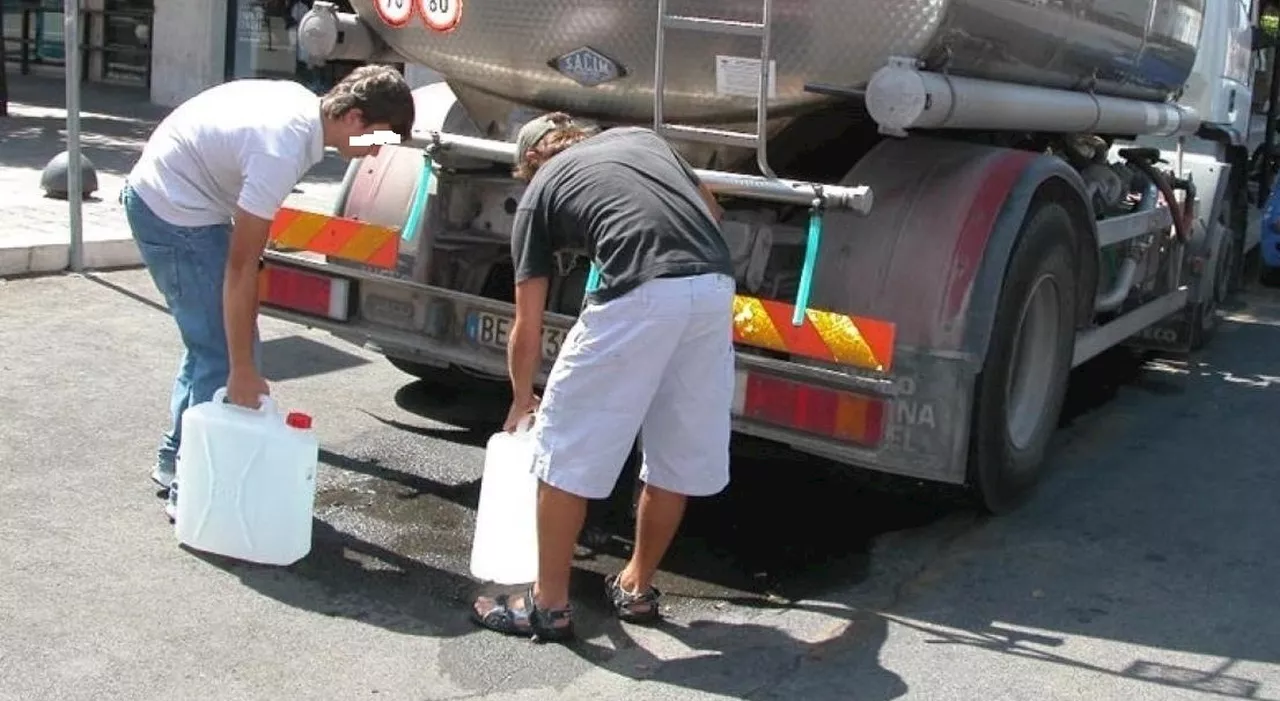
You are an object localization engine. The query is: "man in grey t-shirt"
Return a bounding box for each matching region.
[472,113,737,643]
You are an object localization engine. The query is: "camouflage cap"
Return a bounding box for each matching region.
[515,113,570,160]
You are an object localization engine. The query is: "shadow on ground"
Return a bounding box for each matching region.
[188,519,478,639]
[848,302,1280,699]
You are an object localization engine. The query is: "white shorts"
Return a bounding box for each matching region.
[529,272,736,499]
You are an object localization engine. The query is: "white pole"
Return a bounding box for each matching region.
[64,0,83,272]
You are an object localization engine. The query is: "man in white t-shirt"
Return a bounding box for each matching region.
[122,65,415,494]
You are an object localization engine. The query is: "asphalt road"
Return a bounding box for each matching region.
[1,269,1277,701]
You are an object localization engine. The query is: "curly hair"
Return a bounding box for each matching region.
[320,64,415,142]
[513,112,594,181]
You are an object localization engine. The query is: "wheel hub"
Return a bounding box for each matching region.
[1004,274,1063,454]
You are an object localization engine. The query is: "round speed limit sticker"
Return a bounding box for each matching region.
[374,0,414,27]
[418,0,462,32]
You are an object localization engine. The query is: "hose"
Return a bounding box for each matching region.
[793,197,825,326]
[1128,161,1191,244]
[401,156,434,244]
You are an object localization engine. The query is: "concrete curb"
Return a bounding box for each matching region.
[0,236,143,278]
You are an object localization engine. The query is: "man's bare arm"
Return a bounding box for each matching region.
[223,207,272,402]
[508,276,550,406]
[698,180,724,222]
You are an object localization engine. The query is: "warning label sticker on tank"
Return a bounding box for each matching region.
[373,0,414,27]
[418,0,462,32]
[715,56,777,100]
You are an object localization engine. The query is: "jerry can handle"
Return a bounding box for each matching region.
[210,387,278,417]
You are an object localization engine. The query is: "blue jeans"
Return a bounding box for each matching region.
[121,183,261,471]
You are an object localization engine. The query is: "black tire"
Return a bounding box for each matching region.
[968,201,1077,515]
[1224,179,1249,298]
[1186,298,1220,352]
[1188,220,1237,351]
[1215,227,1240,307]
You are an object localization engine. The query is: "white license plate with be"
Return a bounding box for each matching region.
[465,311,566,361]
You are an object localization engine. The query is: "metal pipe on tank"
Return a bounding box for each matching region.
[411,130,873,213]
[1096,180,1159,313]
[1095,257,1139,312]
[866,59,1201,138]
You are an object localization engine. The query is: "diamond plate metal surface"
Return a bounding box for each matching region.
[352,0,1204,129]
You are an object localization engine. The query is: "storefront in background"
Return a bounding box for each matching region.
[100,0,153,85]
[1,0,152,87]
[224,0,400,94]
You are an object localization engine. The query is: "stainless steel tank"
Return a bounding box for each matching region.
[354,0,1205,126]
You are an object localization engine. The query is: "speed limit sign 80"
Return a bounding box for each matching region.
[418,0,463,32]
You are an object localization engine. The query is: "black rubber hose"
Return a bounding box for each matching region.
[1129,162,1191,244]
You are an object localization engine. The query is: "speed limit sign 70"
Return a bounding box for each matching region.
[418,0,463,32]
[374,0,414,27]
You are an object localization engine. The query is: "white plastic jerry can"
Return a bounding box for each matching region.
[174,388,318,566]
[469,419,540,585]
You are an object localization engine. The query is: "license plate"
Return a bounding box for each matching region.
[465,311,566,361]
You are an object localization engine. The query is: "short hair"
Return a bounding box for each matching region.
[320,64,415,142]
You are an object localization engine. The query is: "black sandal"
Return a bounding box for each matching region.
[471,585,575,643]
[605,574,662,624]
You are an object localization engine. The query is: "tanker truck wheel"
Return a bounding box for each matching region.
[968,201,1077,515]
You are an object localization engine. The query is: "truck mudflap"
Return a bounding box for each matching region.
[732,347,976,485]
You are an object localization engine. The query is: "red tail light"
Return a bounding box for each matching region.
[259,265,351,321]
[735,371,885,446]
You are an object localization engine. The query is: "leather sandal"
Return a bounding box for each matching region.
[605,573,662,624]
[472,585,575,643]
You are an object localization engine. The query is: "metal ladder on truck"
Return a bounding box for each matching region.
[650,0,838,328]
[652,0,777,179]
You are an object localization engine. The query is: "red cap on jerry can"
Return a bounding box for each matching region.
[286,412,313,429]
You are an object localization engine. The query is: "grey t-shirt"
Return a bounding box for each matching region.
[510,127,734,304]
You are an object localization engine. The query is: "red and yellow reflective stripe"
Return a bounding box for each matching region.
[269,208,400,269]
[732,295,896,372]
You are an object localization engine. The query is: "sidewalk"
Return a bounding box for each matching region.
[0,74,348,277]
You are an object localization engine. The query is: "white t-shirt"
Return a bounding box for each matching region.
[127,79,326,228]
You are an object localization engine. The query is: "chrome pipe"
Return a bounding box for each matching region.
[867,59,1201,138]
[411,130,874,213]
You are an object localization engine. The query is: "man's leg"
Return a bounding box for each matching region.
[614,273,736,617]
[616,483,688,595]
[123,185,194,489]
[169,223,234,410]
[151,229,247,487]
[154,349,195,488]
[472,284,685,639]
[122,185,234,488]
[531,481,588,611]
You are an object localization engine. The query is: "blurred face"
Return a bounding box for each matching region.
[333,109,399,159]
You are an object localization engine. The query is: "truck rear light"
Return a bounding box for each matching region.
[259,265,351,321]
[734,371,886,446]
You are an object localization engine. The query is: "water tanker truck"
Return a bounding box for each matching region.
[261,0,1267,513]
